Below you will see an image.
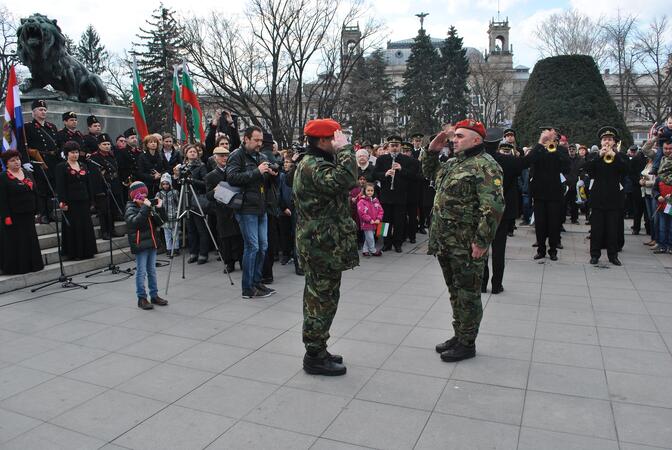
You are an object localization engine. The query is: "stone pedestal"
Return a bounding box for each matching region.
[21,97,134,140]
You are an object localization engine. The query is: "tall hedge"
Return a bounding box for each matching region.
[512,55,632,148]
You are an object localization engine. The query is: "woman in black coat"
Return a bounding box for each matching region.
[0,150,44,274]
[135,134,167,197]
[55,141,97,260]
[175,144,210,264]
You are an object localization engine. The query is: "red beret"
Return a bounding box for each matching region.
[454,119,486,138]
[304,118,341,138]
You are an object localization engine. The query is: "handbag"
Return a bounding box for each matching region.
[214,181,244,210]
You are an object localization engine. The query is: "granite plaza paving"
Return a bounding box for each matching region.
[1,222,671,449]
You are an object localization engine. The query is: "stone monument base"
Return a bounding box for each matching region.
[21,97,134,140]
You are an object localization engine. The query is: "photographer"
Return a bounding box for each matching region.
[205,110,241,160]
[226,126,278,299]
[125,181,168,310]
[175,144,210,264]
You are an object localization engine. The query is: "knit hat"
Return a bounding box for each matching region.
[129,181,148,200]
[160,173,172,185]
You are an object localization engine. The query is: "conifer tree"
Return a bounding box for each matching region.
[76,25,109,75]
[438,26,470,124]
[344,49,394,143]
[398,29,440,135]
[131,4,185,133]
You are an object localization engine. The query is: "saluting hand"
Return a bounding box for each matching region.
[332,130,348,151]
[428,127,454,152]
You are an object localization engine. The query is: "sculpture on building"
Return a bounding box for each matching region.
[17,13,110,104]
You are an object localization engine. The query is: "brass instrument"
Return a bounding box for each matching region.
[546,143,557,153]
[602,142,618,164]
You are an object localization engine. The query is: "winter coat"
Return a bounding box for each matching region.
[155,188,179,222]
[357,196,384,231]
[125,201,160,254]
[585,152,627,210]
[226,146,272,215]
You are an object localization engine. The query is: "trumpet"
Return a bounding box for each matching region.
[546,143,557,153]
[602,142,617,164]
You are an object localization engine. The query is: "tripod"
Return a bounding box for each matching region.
[164,173,233,295]
[31,163,87,293]
[86,161,133,278]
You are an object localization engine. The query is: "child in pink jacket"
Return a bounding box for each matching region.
[357,183,384,256]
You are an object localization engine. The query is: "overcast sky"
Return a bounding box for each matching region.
[7,0,669,69]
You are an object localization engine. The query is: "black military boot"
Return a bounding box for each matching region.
[303,353,347,376]
[326,351,343,364]
[435,336,458,353]
[440,341,476,362]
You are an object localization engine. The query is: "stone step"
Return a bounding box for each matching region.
[41,236,130,266]
[38,223,128,249]
[35,218,124,236]
[0,249,135,294]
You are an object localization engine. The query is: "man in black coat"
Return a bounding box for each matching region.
[401,142,423,244]
[565,144,582,225]
[90,133,124,239]
[586,127,627,266]
[626,145,649,235]
[82,115,103,155]
[374,135,415,252]
[529,126,570,261]
[56,111,84,152]
[482,131,532,293]
[205,147,243,273]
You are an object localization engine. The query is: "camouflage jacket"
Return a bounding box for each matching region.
[421,144,505,256]
[293,144,359,272]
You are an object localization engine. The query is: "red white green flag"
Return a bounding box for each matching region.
[131,56,149,139]
[181,62,205,142]
[171,66,186,141]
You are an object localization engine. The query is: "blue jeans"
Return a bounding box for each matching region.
[235,213,268,290]
[163,223,180,251]
[657,212,672,250]
[644,196,657,240]
[135,248,158,299]
[522,194,532,222]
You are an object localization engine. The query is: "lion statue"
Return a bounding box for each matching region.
[17,13,110,104]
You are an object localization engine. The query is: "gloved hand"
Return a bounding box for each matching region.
[22,163,34,172]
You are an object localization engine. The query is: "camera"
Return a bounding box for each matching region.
[150,198,159,207]
[178,164,192,180]
[267,162,280,172]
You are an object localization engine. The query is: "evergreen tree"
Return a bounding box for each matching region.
[398,29,440,135]
[76,25,109,74]
[64,34,77,55]
[513,55,632,148]
[131,4,185,133]
[438,26,470,124]
[344,49,394,143]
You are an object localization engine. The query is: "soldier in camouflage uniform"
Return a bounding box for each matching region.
[294,119,359,376]
[421,119,505,362]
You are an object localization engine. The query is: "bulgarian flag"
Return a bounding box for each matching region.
[131,56,149,139]
[181,62,205,142]
[171,66,186,141]
[376,222,390,238]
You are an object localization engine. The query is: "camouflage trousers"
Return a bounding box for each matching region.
[437,252,485,346]
[302,267,342,356]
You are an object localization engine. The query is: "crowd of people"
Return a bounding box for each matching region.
[3,97,672,375]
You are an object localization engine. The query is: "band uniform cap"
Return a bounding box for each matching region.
[455,119,486,138]
[484,127,504,144]
[401,142,413,151]
[539,125,561,132]
[386,135,403,144]
[31,99,47,110]
[410,132,424,139]
[303,118,341,138]
[87,115,100,126]
[503,128,516,136]
[498,142,515,151]
[97,133,112,144]
[62,111,77,121]
[598,126,619,141]
[213,147,230,155]
[123,127,137,138]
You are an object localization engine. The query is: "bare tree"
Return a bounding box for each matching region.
[630,16,672,123]
[467,58,512,127]
[535,9,608,67]
[0,6,17,103]
[103,53,132,106]
[182,0,382,144]
[602,10,638,114]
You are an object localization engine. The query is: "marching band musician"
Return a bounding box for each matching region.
[586,126,626,265]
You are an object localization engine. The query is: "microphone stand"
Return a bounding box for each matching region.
[85,158,133,278]
[31,162,87,293]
